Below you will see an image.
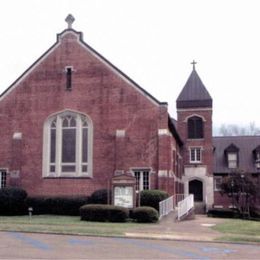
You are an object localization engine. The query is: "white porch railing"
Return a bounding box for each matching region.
[159,195,174,219]
[159,194,186,219]
[177,194,194,220]
[174,194,185,207]
[159,194,192,220]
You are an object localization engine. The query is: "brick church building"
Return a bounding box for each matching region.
[0,15,259,211]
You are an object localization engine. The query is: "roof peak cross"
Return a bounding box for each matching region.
[191,60,197,71]
[65,14,75,29]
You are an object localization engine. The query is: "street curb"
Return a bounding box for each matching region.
[1,230,260,246]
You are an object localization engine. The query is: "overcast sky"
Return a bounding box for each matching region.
[1,0,260,130]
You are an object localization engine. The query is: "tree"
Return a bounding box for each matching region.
[220,170,257,218]
[218,122,260,136]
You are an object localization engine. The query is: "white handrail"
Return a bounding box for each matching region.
[177,194,194,220]
[159,195,174,219]
[174,194,185,207]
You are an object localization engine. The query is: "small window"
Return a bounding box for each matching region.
[0,170,7,189]
[190,147,201,163]
[188,116,203,139]
[253,146,260,169]
[134,170,150,191]
[227,152,237,169]
[214,176,222,191]
[66,67,73,90]
[225,143,239,169]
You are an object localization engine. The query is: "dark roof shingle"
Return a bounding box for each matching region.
[213,136,260,173]
[176,69,212,108]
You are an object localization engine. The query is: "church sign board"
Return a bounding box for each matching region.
[111,174,136,208]
[114,186,134,208]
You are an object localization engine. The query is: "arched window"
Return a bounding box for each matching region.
[43,111,93,177]
[187,116,204,139]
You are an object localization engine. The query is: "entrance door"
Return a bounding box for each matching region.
[189,179,203,202]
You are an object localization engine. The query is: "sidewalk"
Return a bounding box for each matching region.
[125,213,226,242]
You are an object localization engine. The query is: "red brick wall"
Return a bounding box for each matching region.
[214,192,232,208]
[0,30,179,197]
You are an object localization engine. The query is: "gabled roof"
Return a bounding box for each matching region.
[224,143,239,153]
[213,136,260,173]
[176,68,212,109]
[0,27,167,107]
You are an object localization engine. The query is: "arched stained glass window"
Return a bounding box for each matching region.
[43,111,93,177]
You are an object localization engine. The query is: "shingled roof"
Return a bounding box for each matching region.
[176,67,212,109]
[213,136,260,173]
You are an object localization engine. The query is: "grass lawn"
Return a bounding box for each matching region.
[212,218,260,243]
[0,215,147,237]
[1,215,260,243]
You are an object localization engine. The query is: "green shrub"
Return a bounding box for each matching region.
[88,189,111,204]
[140,190,169,211]
[0,187,27,215]
[26,196,89,215]
[80,204,129,222]
[132,206,159,223]
[250,206,260,219]
[207,208,240,218]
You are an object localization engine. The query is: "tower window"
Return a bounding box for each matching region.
[190,147,202,163]
[188,116,203,139]
[66,66,73,90]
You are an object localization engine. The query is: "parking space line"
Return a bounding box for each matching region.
[200,246,236,254]
[113,238,210,260]
[8,232,51,251]
[68,238,95,246]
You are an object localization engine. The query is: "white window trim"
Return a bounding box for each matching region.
[189,147,202,163]
[184,114,206,122]
[43,110,93,178]
[227,152,237,169]
[64,65,74,72]
[214,176,222,191]
[131,169,151,191]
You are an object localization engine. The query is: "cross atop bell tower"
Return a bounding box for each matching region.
[191,60,197,71]
[65,14,75,29]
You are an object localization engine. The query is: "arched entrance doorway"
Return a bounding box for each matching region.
[189,179,203,202]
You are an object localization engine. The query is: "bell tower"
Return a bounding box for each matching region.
[176,61,214,211]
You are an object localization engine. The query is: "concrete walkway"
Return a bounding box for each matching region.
[126,213,227,242]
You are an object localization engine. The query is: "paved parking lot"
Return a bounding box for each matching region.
[1,231,260,259]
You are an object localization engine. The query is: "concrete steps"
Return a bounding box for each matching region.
[194,202,206,214]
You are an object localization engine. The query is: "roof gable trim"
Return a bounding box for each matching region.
[0,41,60,101]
